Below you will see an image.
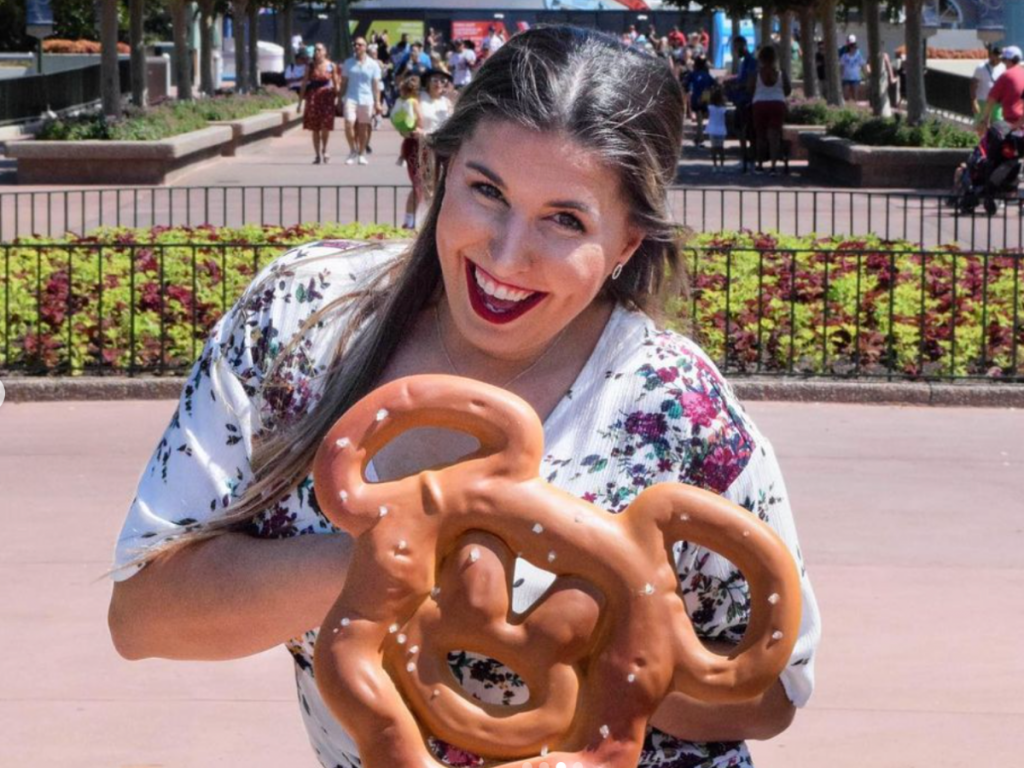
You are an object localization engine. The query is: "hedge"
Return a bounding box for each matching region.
[1,224,1021,380]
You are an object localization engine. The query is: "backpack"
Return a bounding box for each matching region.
[390,98,417,135]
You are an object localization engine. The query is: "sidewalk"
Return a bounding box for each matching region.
[1,398,1021,767]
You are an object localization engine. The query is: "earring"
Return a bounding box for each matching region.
[610,263,624,281]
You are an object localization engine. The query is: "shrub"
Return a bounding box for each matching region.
[2,225,1019,380]
[785,98,832,126]
[826,111,977,149]
[36,92,294,142]
[43,39,130,54]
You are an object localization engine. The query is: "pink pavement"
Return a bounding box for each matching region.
[1,397,1022,767]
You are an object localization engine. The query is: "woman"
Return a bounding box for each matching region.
[751,44,790,175]
[108,26,820,768]
[298,42,339,164]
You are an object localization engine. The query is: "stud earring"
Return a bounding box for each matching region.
[610,263,624,281]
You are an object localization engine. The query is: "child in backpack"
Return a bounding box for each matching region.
[393,75,423,229]
[706,85,728,172]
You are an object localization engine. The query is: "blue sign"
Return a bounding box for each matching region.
[26,0,54,27]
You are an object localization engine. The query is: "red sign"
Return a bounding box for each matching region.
[451,20,507,48]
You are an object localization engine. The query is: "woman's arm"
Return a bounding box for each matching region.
[108,531,352,661]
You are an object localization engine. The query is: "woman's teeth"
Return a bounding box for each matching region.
[474,267,534,302]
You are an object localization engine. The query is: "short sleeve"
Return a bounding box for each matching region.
[110,239,405,581]
[675,427,821,708]
[110,298,259,582]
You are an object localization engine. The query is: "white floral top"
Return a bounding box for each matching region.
[113,240,821,768]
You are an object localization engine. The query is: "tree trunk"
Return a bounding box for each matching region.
[333,0,352,63]
[780,10,794,84]
[247,0,260,91]
[232,0,249,93]
[821,0,843,106]
[198,0,215,95]
[905,0,926,124]
[280,1,294,65]
[730,13,742,74]
[799,5,818,99]
[865,0,891,117]
[129,0,146,107]
[760,6,773,53]
[100,0,120,117]
[170,0,193,100]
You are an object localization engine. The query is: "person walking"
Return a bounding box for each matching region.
[971,44,1005,127]
[980,46,1024,131]
[284,47,309,95]
[448,38,477,90]
[751,44,790,175]
[393,75,423,229]
[297,43,339,165]
[840,34,866,103]
[340,36,384,166]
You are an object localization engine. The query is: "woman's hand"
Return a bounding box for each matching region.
[108,532,352,661]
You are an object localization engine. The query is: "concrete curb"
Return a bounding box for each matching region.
[2,376,1021,408]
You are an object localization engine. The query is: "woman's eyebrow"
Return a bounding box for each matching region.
[465,161,594,214]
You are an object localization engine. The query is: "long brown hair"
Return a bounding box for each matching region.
[125,25,688,568]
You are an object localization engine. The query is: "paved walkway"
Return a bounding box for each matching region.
[1,398,1021,767]
[3,119,1021,250]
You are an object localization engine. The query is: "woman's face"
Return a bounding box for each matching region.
[428,75,445,96]
[313,44,326,62]
[436,120,643,362]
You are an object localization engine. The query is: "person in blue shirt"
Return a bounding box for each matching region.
[395,41,432,80]
[340,37,384,165]
[687,56,716,148]
[726,36,758,173]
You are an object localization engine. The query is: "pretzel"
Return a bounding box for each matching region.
[311,375,801,768]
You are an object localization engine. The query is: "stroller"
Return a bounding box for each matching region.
[951,121,1024,216]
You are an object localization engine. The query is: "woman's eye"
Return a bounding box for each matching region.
[553,212,585,233]
[471,182,504,202]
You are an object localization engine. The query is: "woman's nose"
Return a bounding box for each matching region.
[486,213,534,276]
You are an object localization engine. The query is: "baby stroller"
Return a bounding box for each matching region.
[951,121,1024,216]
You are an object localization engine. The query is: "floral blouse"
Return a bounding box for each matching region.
[113,240,821,768]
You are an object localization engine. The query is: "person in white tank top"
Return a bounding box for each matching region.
[751,45,790,175]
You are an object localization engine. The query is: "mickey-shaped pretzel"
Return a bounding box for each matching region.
[311,375,801,768]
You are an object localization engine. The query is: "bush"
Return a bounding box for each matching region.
[785,98,832,126]
[1,225,1019,380]
[36,92,294,142]
[826,110,977,149]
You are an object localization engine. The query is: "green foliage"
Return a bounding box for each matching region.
[785,98,832,126]
[37,93,293,141]
[827,110,977,149]
[2,224,1020,380]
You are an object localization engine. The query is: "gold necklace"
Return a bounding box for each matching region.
[433,302,570,389]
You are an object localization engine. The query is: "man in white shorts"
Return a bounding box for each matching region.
[340,36,383,165]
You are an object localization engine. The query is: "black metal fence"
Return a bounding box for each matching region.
[925,68,973,120]
[5,184,1024,251]
[3,241,1020,381]
[0,60,131,127]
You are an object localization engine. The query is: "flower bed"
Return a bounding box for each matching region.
[36,92,293,142]
[1,226,1020,380]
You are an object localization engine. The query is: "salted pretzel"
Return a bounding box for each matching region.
[311,375,801,768]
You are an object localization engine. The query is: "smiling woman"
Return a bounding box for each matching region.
[107,25,821,768]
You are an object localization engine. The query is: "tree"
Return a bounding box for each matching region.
[168,0,193,100]
[904,0,926,123]
[864,0,891,116]
[197,0,218,95]
[820,0,842,105]
[779,9,794,83]
[247,0,259,90]
[798,3,818,98]
[129,0,146,106]
[100,0,120,115]
[230,0,248,92]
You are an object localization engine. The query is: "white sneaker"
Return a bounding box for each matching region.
[345,151,358,165]
[358,154,369,166]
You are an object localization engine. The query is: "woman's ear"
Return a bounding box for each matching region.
[619,226,645,267]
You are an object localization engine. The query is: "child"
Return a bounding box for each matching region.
[687,56,716,148]
[706,85,728,172]
[391,75,423,229]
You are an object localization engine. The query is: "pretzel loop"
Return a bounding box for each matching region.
[311,375,803,768]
